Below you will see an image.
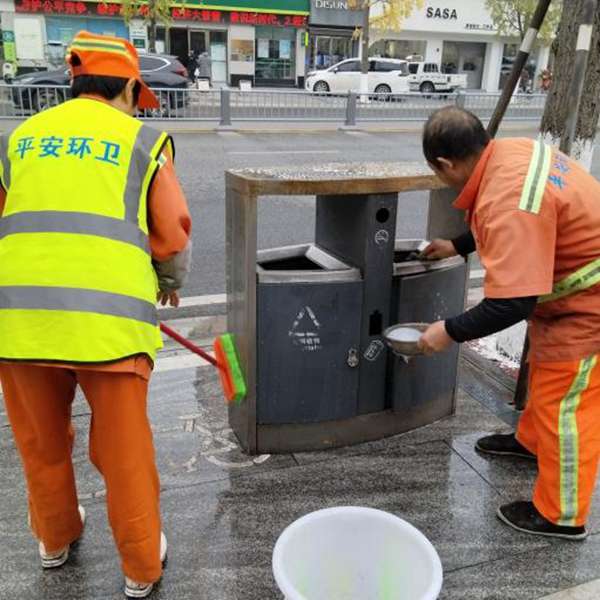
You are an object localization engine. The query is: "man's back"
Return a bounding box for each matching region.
[0,97,170,362]
[475,138,600,361]
[5,98,141,216]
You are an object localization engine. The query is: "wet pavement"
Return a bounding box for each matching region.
[2,352,600,599]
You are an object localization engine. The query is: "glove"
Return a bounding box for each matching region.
[153,240,192,293]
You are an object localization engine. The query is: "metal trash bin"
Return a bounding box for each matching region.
[257,244,362,425]
[226,164,469,454]
[389,239,467,426]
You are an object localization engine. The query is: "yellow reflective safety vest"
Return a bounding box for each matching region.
[0,98,173,362]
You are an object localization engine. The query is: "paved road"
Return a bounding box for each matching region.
[168,127,600,297]
[177,129,428,296]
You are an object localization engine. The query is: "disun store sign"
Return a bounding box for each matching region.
[310,0,363,27]
[315,0,349,7]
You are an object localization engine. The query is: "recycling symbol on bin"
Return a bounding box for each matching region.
[289,306,322,352]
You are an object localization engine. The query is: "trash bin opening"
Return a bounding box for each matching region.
[258,255,325,271]
[395,250,422,263]
[376,208,391,223]
[369,310,383,335]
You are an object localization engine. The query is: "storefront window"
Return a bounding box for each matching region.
[231,39,254,62]
[442,41,486,89]
[369,39,426,60]
[210,30,227,83]
[255,26,296,83]
[309,34,354,70]
[500,43,540,91]
[156,27,166,54]
[45,16,128,65]
[46,16,127,44]
[45,17,129,68]
[160,27,227,83]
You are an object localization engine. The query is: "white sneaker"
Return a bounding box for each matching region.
[39,505,86,569]
[124,532,168,598]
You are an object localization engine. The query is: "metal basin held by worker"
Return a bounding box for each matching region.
[384,322,429,357]
[273,506,443,600]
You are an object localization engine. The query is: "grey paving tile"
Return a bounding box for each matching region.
[293,389,513,466]
[0,438,550,599]
[449,432,600,535]
[441,532,600,600]
[5,361,600,600]
[540,578,600,599]
[458,357,518,413]
[0,367,295,521]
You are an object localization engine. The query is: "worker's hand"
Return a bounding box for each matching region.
[157,291,180,307]
[422,239,457,260]
[418,321,453,356]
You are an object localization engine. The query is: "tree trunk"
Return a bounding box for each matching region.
[359,3,370,97]
[146,0,157,53]
[540,2,600,169]
[148,18,157,53]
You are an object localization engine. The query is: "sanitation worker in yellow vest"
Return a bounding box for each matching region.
[0,31,191,598]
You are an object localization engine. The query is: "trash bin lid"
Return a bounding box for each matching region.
[257,244,361,283]
[393,239,465,276]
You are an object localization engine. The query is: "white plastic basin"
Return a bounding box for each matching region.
[272,507,442,600]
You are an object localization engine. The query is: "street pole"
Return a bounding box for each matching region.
[481,0,552,408]
[480,0,551,409]
[513,0,598,410]
[487,0,553,137]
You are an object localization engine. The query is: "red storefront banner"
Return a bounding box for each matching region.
[15,0,308,27]
[16,0,91,15]
[172,7,306,27]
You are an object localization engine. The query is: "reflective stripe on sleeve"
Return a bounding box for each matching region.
[558,355,597,526]
[123,125,164,223]
[0,211,149,253]
[0,285,157,325]
[519,141,552,214]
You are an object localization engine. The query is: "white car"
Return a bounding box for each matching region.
[305,58,410,96]
[407,62,467,93]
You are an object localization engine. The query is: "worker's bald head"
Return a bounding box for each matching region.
[423,106,490,167]
[422,106,490,189]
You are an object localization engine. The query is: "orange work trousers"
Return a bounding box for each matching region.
[0,363,162,583]
[516,354,600,527]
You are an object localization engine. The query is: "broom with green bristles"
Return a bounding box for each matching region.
[160,323,247,404]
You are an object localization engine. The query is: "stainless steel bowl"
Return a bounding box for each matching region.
[383,322,430,357]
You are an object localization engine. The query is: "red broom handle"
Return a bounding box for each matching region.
[160,322,220,369]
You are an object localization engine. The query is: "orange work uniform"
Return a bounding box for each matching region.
[0,129,191,582]
[455,138,600,526]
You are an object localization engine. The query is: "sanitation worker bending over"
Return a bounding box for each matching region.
[419,106,600,540]
[0,31,191,597]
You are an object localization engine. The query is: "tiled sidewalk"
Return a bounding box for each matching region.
[2,354,600,600]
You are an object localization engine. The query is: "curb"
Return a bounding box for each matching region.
[160,314,227,344]
[158,295,227,348]
[0,119,544,136]
[158,301,226,321]
[161,122,543,135]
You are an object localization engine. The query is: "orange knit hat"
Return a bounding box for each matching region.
[67,30,159,110]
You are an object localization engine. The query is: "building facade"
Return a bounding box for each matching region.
[1,0,310,87]
[370,0,551,91]
[307,0,362,72]
[0,0,551,90]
